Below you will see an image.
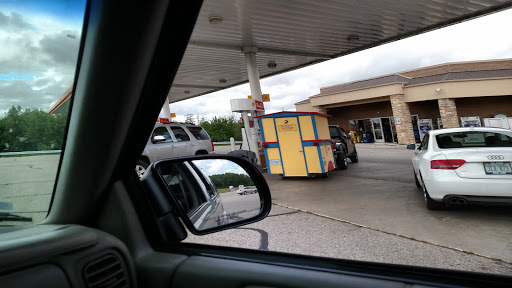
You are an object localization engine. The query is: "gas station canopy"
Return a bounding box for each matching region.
[50,0,512,114]
[167,0,512,103]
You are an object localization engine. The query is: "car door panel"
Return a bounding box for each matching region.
[169,127,194,156]
[150,126,177,161]
[171,256,411,288]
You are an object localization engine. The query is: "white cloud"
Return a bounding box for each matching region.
[0,9,81,116]
[193,159,248,176]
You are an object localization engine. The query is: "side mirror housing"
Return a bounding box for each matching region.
[151,135,166,144]
[406,144,417,150]
[140,155,271,235]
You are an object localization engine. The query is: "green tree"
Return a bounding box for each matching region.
[199,115,243,142]
[0,106,67,152]
[209,173,254,189]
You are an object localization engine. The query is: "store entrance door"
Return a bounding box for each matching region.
[381,117,394,143]
[371,118,384,143]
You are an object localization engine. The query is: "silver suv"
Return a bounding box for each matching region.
[136,122,214,177]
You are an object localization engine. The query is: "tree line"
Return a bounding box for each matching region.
[0,106,67,152]
[0,106,243,152]
[199,115,243,142]
[209,172,254,189]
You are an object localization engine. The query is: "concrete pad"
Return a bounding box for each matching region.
[0,154,60,225]
[266,145,512,263]
[186,205,512,274]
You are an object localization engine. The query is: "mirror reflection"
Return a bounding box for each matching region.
[159,159,261,231]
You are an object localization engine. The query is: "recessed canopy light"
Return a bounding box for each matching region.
[267,61,277,69]
[184,90,190,94]
[219,78,227,84]
[347,34,359,42]
[208,16,223,24]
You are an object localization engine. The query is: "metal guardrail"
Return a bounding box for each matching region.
[1,142,242,156]
[0,150,62,156]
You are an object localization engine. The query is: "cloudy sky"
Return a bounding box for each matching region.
[1,2,511,121]
[0,0,85,116]
[169,7,512,122]
[192,159,248,177]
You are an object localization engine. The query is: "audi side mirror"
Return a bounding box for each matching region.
[406,144,417,150]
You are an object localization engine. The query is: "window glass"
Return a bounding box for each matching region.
[187,126,210,140]
[436,131,512,148]
[163,3,512,276]
[171,127,190,142]
[329,126,340,138]
[0,0,86,225]
[152,127,172,141]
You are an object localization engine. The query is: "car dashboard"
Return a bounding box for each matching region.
[0,225,135,288]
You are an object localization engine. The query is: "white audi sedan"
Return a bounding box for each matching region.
[408,127,512,210]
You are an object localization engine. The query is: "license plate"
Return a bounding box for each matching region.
[484,162,512,175]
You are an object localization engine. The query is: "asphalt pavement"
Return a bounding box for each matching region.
[186,143,512,274]
[0,154,58,224]
[3,145,512,275]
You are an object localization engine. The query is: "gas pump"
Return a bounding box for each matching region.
[418,119,433,141]
[230,97,265,169]
[460,116,481,127]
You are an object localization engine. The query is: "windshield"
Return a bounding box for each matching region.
[436,131,512,148]
[328,127,339,137]
[0,1,86,225]
[176,3,512,276]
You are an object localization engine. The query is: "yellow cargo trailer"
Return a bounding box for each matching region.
[255,111,336,177]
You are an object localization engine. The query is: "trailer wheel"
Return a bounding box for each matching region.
[336,150,348,170]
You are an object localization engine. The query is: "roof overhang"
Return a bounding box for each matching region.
[168,0,512,103]
[50,0,512,114]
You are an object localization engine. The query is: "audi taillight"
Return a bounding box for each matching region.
[211,139,214,152]
[431,159,466,169]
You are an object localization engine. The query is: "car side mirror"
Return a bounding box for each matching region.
[141,155,271,235]
[406,144,417,150]
[151,135,166,144]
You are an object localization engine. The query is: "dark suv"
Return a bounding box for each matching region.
[329,125,358,169]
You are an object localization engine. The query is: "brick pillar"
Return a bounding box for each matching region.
[390,94,416,144]
[438,98,460,128]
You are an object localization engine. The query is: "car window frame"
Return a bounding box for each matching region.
[187,126,210,141]
[152,126,174,143]
[170,126,191,142]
